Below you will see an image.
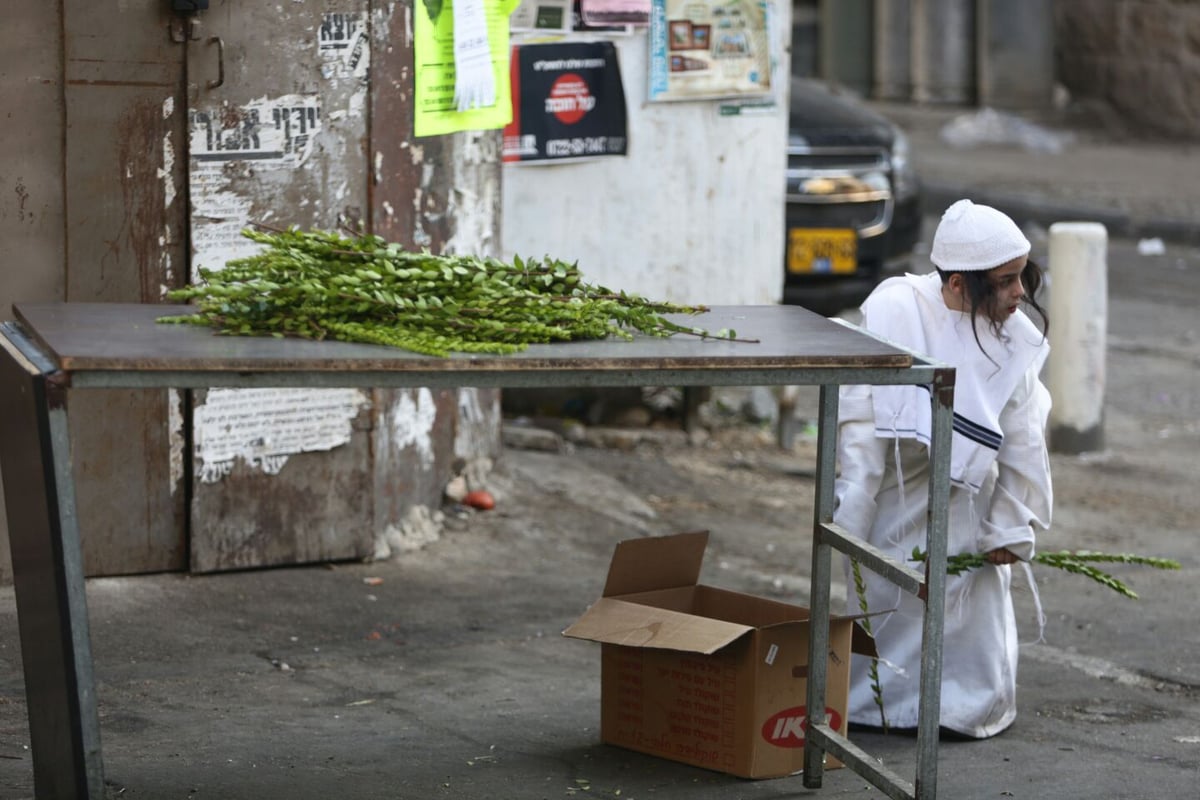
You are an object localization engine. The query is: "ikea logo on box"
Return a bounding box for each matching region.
[762,706,844,748]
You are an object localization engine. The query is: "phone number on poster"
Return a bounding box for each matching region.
[546,136,626,156]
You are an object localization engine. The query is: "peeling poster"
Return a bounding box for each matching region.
[319,11,370,80]
[187,94,323,275]
[194,388,369,483]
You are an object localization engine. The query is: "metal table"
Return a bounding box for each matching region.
[0,302,954,800]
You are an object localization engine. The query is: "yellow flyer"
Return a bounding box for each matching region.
[415,0,521,137]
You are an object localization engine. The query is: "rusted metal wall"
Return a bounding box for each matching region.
[0,1,67,584]
[0,0,502,582]
[63,0,190,576]
[185,0,502,572]
[0,0,189,581]
[365,0,503,564]
[189,388,379,571]
[182,1,381,571]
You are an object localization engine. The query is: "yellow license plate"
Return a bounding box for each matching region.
[787,228,857,274]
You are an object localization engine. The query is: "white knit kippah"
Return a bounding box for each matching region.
[930,199,1031,272]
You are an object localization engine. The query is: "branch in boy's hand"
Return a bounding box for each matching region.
[909,547,1181,600]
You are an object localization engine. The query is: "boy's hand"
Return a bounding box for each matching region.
[985,547,1020,565]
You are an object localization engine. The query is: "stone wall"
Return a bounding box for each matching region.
[1055,0,1200,139]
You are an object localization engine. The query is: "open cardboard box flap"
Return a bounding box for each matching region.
[564,530,877,658]
[562,596,754,654]
[601,529,710,597]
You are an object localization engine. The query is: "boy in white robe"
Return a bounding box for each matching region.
[834,199,1053,739]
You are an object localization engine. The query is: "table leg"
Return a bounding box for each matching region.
[0,328,104,799]
[803,383,838,787]
[913,367,955,799]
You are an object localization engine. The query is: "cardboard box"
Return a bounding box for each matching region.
[563,530,873,779]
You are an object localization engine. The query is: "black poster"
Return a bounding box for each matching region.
[503,42,628,164]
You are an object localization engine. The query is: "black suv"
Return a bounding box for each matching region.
[783,77,922,316]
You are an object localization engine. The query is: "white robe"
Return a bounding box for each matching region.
[834,272,1053,738]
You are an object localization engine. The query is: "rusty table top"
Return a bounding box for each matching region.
[9,302,916,388]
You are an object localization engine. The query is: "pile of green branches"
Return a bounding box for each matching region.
[159,226,738,357]
[909,547,1181,600]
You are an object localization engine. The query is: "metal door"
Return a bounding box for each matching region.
[184,0,503,572]
[64,0,190,575]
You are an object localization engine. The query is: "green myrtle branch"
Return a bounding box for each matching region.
[909,548,1181,600]
[850,559,888,731]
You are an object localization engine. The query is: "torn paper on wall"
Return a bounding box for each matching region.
[187,94,324,275]
[388,388,439,470]
[194,388,370,483]
[319,11,370,80]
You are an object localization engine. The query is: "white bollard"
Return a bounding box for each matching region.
[1046,222,1108,453]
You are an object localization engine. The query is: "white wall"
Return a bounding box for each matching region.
[501,13,790,307]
